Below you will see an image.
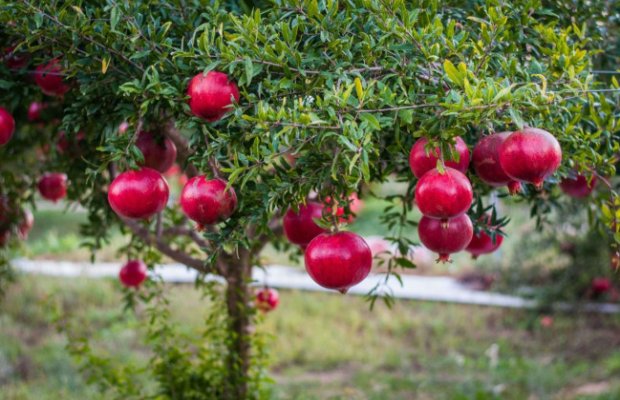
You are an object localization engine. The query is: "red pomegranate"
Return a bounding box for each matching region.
[119,260,148,288]
[409,137,470,178]
[560,174,597,198]
[283,202,327,247]
[466,230,504,259]
[415,167,473,220]
[108,168,169,219]
[18,209,34,240]
[3,46,28,70]
[56,131,86,154]
[187,71,240,121]
[180,176,237,228]
[418,213,474,262]
[304,231,372,293]
[255,288,280,312]
[27,102,47,122]
[135,131,177,173]
[472,132,521,194]
[34,59,70,97]
[38,173,68,202]
[0,107,15,146]
[499,128,562,189]
[591,277,612,295]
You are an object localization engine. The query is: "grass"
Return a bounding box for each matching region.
[1,275,620,399]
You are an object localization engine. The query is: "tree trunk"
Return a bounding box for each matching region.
[223,248,253,400]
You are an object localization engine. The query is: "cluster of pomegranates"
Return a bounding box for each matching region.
[411,127,567,262]
[255,287,280,312]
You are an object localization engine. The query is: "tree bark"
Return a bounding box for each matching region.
[222,248,253,400]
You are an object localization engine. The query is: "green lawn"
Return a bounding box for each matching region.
[1,275,620,400]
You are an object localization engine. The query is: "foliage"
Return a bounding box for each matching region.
[0,0,619,398]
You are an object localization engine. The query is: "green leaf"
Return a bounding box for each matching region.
[244,57,253,85]
[110,6,120,31]
[443,60,462,86]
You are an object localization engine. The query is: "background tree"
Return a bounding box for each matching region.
[0,0,618,398]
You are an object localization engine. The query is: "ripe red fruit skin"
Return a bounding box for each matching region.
[187,71,240,122]
[18,209,34,240]
[136,131,178,173]
[38,173,68,202]
[418,213,474,263]
[255,288,279,312]
[560,174,597,198]
[466,230,503,259]
[108,168,169,219]
[119,260,148,288]
[499,128,562,189]
[415,167,473,220]
[34,60,70,97]
[591,277,612,295]
[304,231,372,293]
[472,132,521,194]
[180,177,237,228]
[409,137,470,178]
[0,107,15,146]
[27,102,46,122]
[283,202,327,247]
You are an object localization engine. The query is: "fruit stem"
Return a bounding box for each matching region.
[338,288,348,294]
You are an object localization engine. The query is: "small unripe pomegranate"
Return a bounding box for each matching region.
[35,60,70,97]
[418,213,473,263]
[38,173,68,202]
[472,132,521,194]
[415,167,473,220]
[466,230,503,259]
[27,102,47,122]
[304,231,372,293]
[560,174,597,198]
[180,177,237,228]
[119,260,148,288]
[18,209,34,240]
[187,71,240,122]
[283,202,327,247]
[108,168,169,219]
[135,131,177,173]
[255,288,279,312]
[0,107,15,146]
[409,137,470,178]
[591,277,612,295]
[499,128,562,189]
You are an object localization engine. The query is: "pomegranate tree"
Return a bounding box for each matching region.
[108,168,169,219]
[499,128,562,189]
[304,231,372,293]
